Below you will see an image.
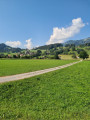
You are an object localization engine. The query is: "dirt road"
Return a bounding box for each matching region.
[0,60,82,83]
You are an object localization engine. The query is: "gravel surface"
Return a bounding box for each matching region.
[0,60,82,83]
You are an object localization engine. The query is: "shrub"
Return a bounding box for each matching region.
[79,50,89,59]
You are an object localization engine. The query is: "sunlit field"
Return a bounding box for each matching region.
[0,61,90,120]
[0,59,76,76]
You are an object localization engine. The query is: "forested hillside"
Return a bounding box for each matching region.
[0,43,22,53]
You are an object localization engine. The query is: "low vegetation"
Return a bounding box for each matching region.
[0,61,90,120]
[0,59,76,76]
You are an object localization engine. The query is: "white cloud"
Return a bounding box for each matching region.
[5,41,21,47]
[46,18,85,45]
[24,38,33,49]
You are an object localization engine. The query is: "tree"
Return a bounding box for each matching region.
[72,53,76,59]
[0,54,5,58]
[13,55,17,58]
[36,50,42,56]
[54,52,59,59]
[77,49,84,54]
[79,50,89,59]
[72,46,75,51]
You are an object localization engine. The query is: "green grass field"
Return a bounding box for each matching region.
[59,55,73,60]
[0,61,90,120]
[0,59,76,76]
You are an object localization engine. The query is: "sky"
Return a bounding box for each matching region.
[0,0,90,49]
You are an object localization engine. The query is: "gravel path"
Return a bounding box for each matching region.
[0,60,82,83]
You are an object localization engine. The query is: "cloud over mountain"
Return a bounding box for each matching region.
[46,18,85,45]
[5,41,21,47]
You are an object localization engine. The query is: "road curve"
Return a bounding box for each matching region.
[0,60,82,83]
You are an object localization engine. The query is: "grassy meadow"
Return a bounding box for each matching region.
[0,59,76,76]
[59,55,74,60]
[0,60,90,120]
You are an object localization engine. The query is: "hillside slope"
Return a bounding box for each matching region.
[0,43,22,53]
[65,37,90,46]
[35,37,90,50]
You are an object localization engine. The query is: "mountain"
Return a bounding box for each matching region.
[0,37,90,52]
[35,43,63,50]
[35,37,90,50]
[0,43,22,53]
[64,37,90,46]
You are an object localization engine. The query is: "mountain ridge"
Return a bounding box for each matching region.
[35,37,90,50]
[0,43,22,53]
[64,37,90,46]
[0,37,90,52]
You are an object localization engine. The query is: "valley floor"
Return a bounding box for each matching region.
[0,60,81,83]
[0,60,90,120]
[0,59,76,76]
